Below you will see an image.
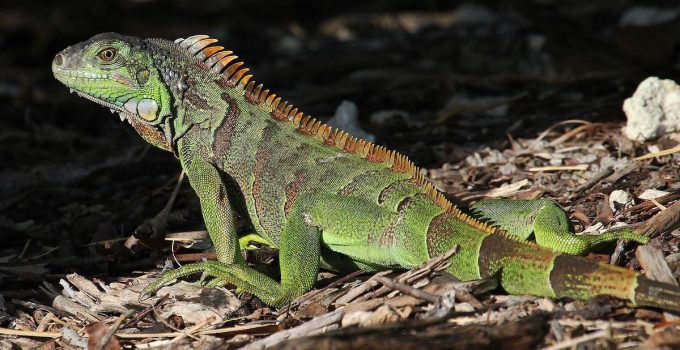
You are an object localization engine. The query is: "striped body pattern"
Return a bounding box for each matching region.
[52,33,680,310]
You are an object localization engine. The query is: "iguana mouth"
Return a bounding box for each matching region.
[53,69,131,122]
[73,90,132,123]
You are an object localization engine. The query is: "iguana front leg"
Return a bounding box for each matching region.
[144,156,320,307]
[470,198,648,254]
[181,156,243,264]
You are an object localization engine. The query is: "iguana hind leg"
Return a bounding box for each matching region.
[305,193,404,269]
[470,198,648,254]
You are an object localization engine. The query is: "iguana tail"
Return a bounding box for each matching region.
[545,253,680,311]
[634,275,680,311]
[428,217,680,311]
[481,233,680,311]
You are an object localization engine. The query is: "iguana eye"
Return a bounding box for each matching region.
[97,48,117,62]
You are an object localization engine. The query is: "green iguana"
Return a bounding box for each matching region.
[52,33,680,311]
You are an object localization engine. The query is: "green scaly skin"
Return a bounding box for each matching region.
[52,33,680,311]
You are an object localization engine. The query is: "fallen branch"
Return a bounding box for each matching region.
[242,310,344,350]
[635,200,680,238]
[0,322,279,340]
[540,330,608,350]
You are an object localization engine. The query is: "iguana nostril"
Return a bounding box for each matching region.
[54,54,64,66]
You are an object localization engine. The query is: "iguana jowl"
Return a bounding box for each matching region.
[52,33,680,311]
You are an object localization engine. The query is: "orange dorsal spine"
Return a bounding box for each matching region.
[174,35,496,235]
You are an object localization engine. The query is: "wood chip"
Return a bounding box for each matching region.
[482,179,530,198]
[636,246,678,287]
[636,245,679,321]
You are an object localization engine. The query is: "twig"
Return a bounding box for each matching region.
[279,269,366,315]
[241,310,343,350]
[604,162,640,184]
[172,252,218,262]
[634,144,680,160]
[356,246,457,302]
[95,310,132,350]
[626,192,680,215]
[373,276,440,304]
[454,289,485,310]
[118,322,279,338]
[334,271,392,305]
[161,171,185,240]
[549,123,603,146]
[0,328,61,338]
[18,239,31,259]
[0,322,279,340]
[168,315,216,345]
[574,166,613,194]
[531,119,590,148]
[122,294,169,328]
[11,299,74,318]
[650,198,667,211]
[609,239,627,266]
[528,164,588,172]
[540,329,608,350]
[556,318,654,331]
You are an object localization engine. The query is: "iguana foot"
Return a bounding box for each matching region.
[580,225,649,246]
[471,198,649,254]
[143,261,255,295]
[142,261,214,297]
[141,260,294,307]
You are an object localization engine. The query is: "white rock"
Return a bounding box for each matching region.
[619,6,679,27]
[609,189,635,213]
[623,77,680,141]
[327,100,375,142]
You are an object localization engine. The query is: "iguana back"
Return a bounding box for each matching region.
[52,33,680,311]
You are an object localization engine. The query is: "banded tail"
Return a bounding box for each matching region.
[482,234,680,311]
[429,215,680,312]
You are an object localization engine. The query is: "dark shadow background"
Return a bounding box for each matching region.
[1,0,679,294]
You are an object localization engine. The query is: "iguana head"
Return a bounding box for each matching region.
[52,33,174,151]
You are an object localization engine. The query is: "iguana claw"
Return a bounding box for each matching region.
[142,261,214,296]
